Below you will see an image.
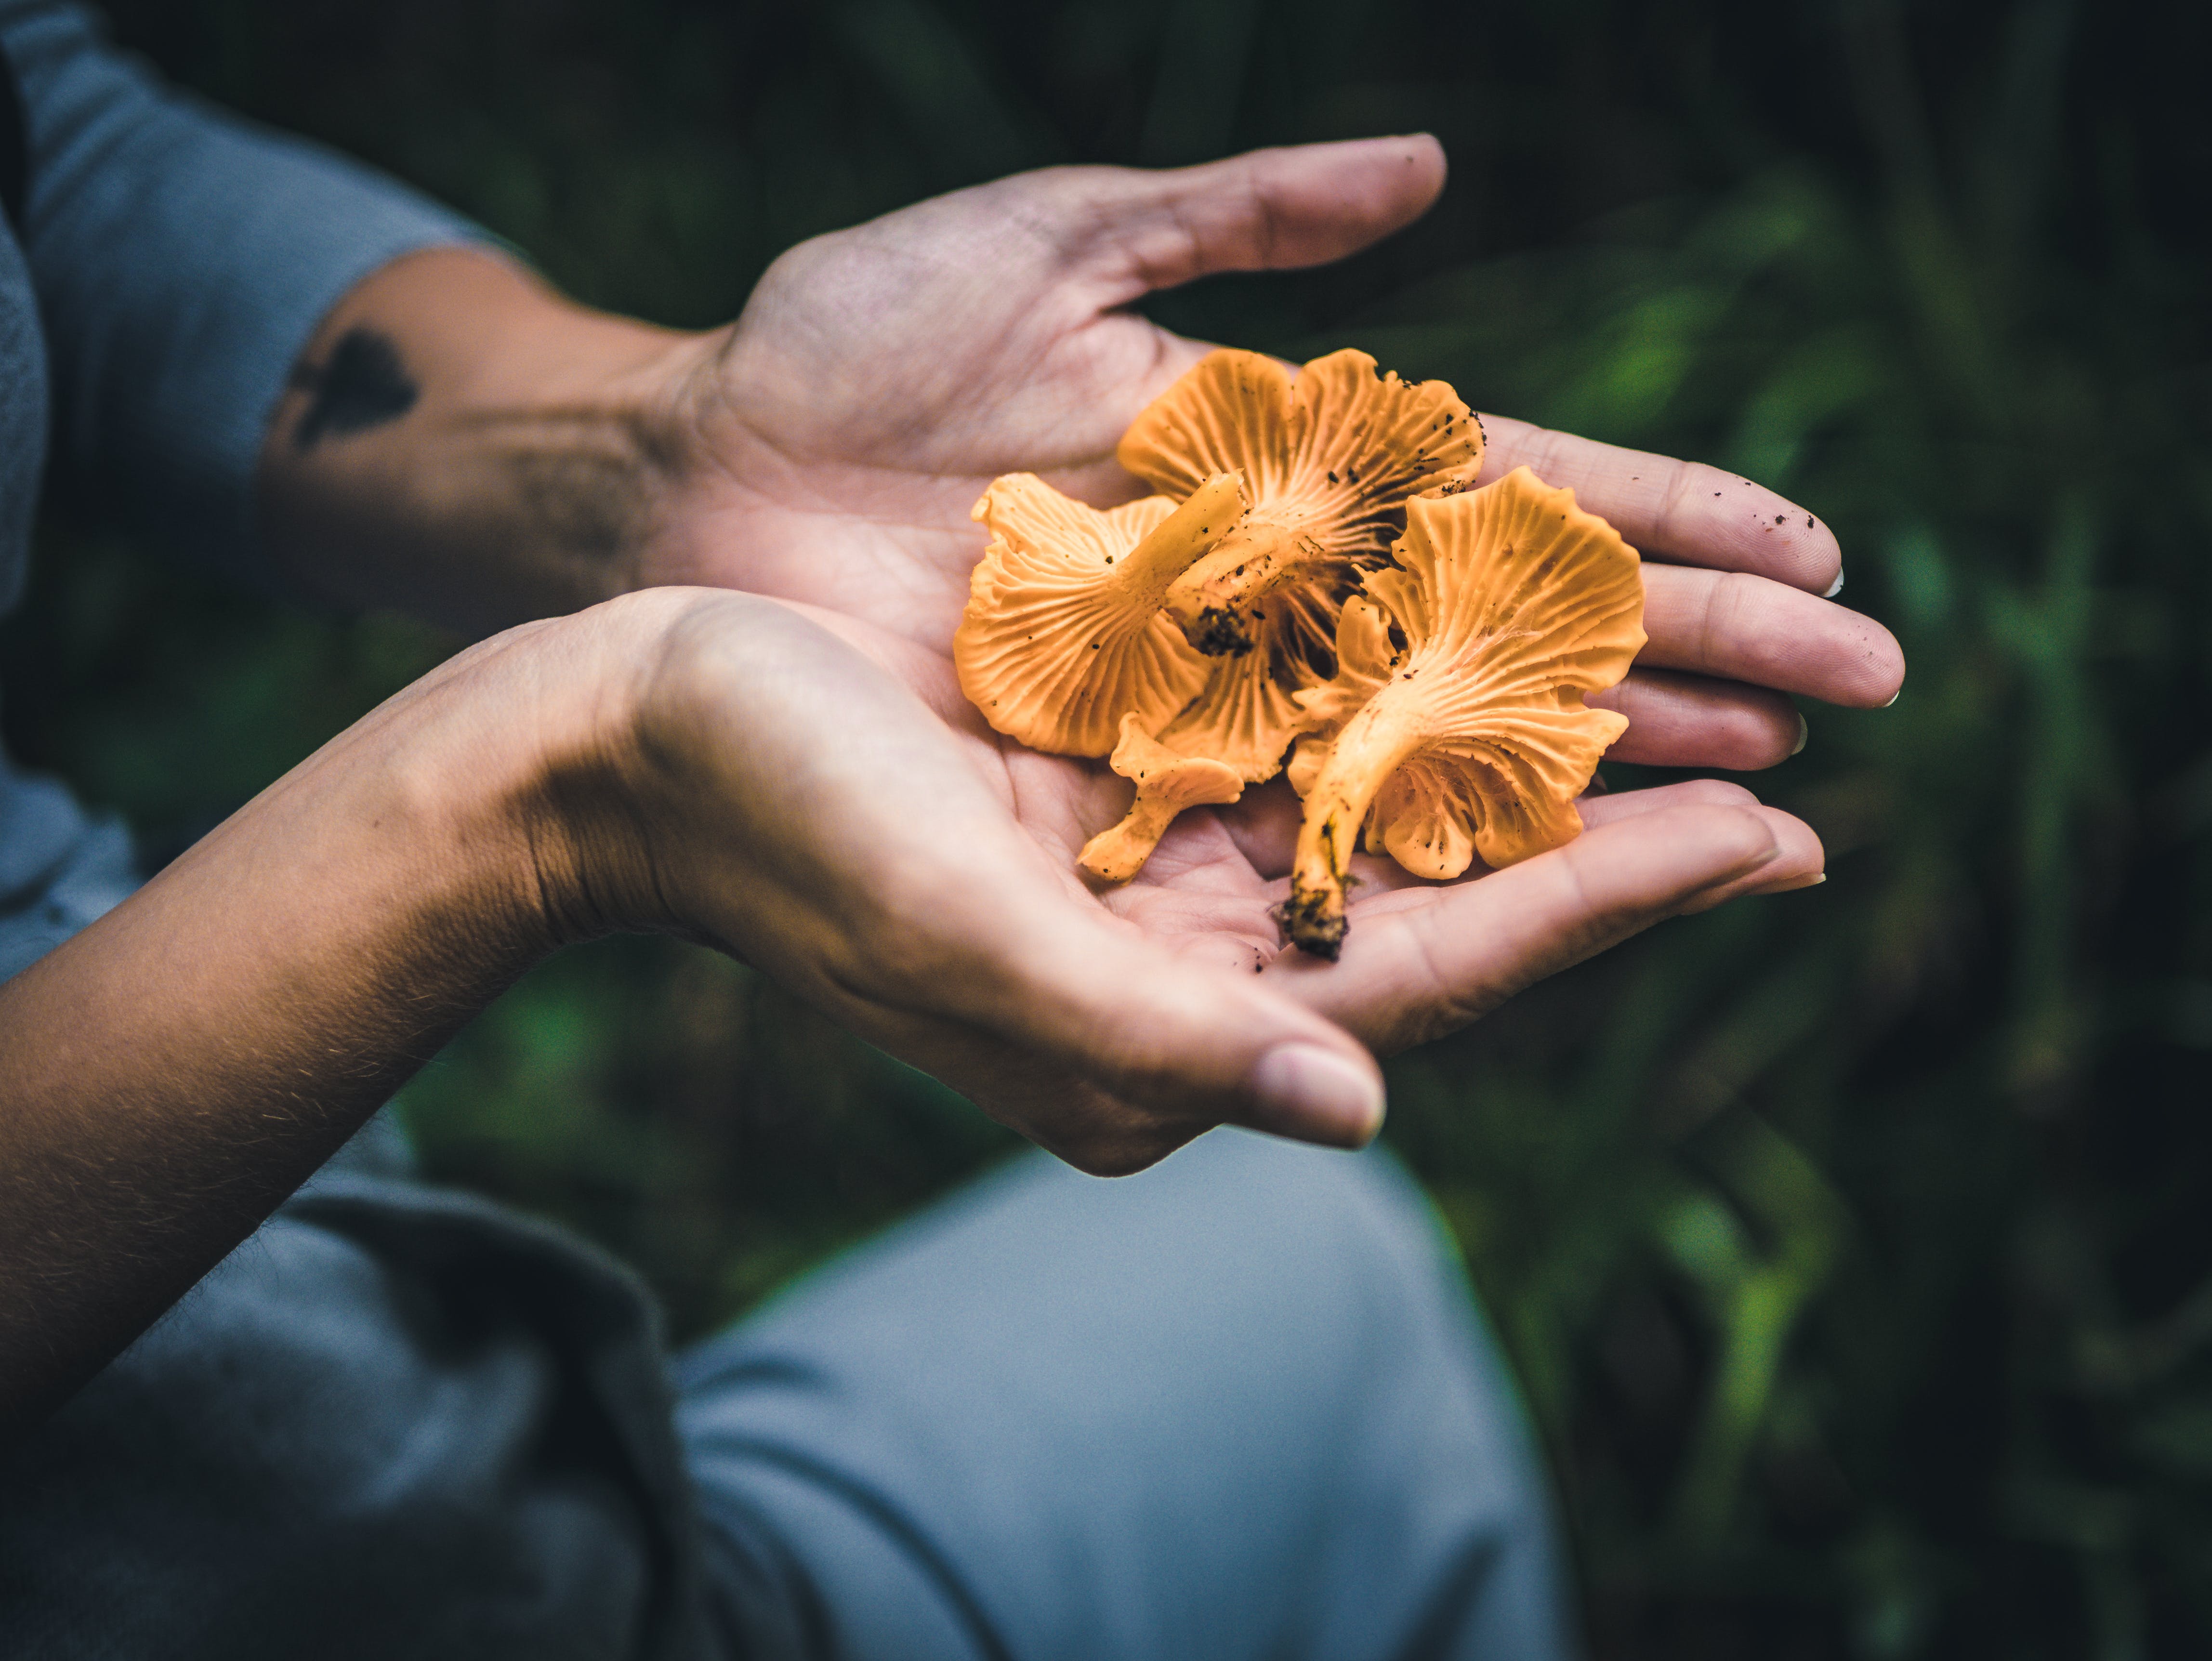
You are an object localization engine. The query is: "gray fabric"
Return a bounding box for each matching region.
[0,0,477,982]
[0,1133,716,1661]
[676,1129,1574,1661]
[1,1125,1574,1661]
[0,748,134,980]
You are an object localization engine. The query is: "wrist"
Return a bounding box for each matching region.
[0,590,698,1432]
[454,585,744,952]
[260,247,727,632]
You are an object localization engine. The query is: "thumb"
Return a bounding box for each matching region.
[1049,135,1447,304]
[887,902,1389,1173]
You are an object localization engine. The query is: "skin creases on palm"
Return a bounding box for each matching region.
[673,227,1224,650]
[802,590,1313,951]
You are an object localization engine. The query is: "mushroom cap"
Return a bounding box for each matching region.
[1293,466,1646,876]
[954,474,1220,757]
[1108,712,1246,804]
[1361,699,1630,876]
[1117,347,1485,567]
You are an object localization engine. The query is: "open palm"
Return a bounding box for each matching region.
[629,139,1905,1168]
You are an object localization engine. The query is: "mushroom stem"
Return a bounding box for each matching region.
[1108,472,1245,605]
[1283,690,1431,960]
[1078,786,1194,883]
[1078,714,1245,884]
[1160,518,1322,656]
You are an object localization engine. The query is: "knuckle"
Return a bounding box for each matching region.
[1708,802,1782,865]
[1720,703,1798,768]
[1698,570,1760,661]
[1656,458,1712,535]
[1676,776,1762,808]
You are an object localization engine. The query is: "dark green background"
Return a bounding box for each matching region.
[7,0,2211,1653]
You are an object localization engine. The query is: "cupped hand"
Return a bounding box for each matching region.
[612,589,1820,1175]
[647,134,1906,764]
[616,140,1899,1163]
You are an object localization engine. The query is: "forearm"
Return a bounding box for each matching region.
[258,247,723,633]
[0,605,647,1437]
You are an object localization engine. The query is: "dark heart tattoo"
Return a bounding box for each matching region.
[290,328,420,450]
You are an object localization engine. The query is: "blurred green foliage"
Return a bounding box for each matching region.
[6,0,2212,1653]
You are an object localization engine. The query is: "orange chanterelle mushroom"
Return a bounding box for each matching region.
[1277,467,1647,960]
[953,355,1644,946]
[1120,348,1486,662]
[1075,714,1245,883]
[954,471,1245,757]
[1053,349,1488,877]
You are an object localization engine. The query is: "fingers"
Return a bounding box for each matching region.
[1592,668,1804,769]
[1637,563,1905,707]
[1576,775,1772,829]
[1219,769,1803,890]
[1053,136,1448,304]
[1220,775,1806,892]
[1480,414,1842,594]
[1268,801,1822,1054]
[1574,779,1826,900]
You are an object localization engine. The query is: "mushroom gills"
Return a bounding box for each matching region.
[1276,469,1646,959]
[954,471,1245,757]
[1118,346,1488,659]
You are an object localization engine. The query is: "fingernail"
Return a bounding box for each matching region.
[1824,571,1845,599]
[1250,1045,1385,1146]
[1762,870,1826,893]
[1883,687,1901,708]
[1791,713,1809,756]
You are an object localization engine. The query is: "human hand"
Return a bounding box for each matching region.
[592,140,1906,1165]
[246,137,1894,1175]
[593,588,1826,1174]
[646,136,1906,765]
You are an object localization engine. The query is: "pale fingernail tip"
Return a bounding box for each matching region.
[1883,686,1902,708]
[1823,570,1846,599]
[1251,1044,1386,1146]
[1791,713,1809,756]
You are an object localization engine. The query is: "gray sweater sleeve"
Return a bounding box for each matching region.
[0,2,486,588]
